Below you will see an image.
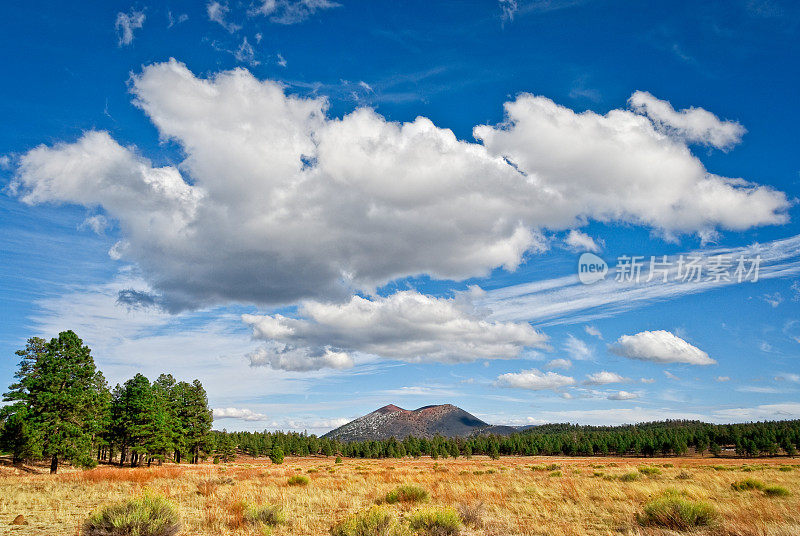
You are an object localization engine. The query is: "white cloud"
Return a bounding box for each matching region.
[247,344,353,372]
[610,330,716,365]
[234,37,259,66]
[207,2,241,32]
[213,407,269,421]
[482,235,800,326]
[79,214,110,235]
[716,376,731,382]
[499,0,518,22]
[12,61,789,311]
[584,325,603,339]
[564,229,601,252]
[761,292,783,307]
[737,385,780,394]
[167,11,189,28]
[545,358,572,370]
[640,377,656,384]
[243,290,547,369]
[563,334,592,360]
[495,369,576,391]
[713,403,800,421]
[585,371,629,385]
[608,390,639,400]
[775,373,800,383]
[664,371,681,381]
[250,0,339,24]
[115,9,145,46]
[628,91,746,151]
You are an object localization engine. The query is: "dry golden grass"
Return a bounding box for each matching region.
[0,456,798,535]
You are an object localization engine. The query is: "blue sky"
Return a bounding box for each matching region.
[1,0,799,433]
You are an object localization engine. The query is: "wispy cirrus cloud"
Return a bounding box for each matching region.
[482,234,800,326]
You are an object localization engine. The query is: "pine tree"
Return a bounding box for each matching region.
[6,332,103,473]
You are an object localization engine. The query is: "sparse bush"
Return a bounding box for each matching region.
[676,471,692,480]
[778,466,792,472]
[330,506,409,536]
[288,475,310,486]
[545,463,560,471]
[308,468,319,473]
[637,490,716,530]
[530,464,546,471]
[407,507,462,536]
[385,484,429,504]
[456,502,484,528]
[245,503,285,528]
[83,493,180,536]
[764,485,791,497]
[638,466,661,476]
[618,472,640,482]
[548,470,562,477]
[731,478,765,491]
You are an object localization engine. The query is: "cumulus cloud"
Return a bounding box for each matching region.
[213,407,269,421]
[11,61,789,311]
[610,330,716,365]
[495,368,576,391]
[115,9,145,46]
[564,229,601,252]
[585,371,629,385]
[250,0,339,24]
[247,344,353,372]
[608,390,639,400]
[545,358,572,370]
[628,91,746,151]
[243,290,548,369]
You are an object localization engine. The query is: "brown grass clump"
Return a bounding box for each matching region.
[455,501,484,528]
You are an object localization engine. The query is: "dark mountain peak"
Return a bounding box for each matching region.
[322,403,491,442]
[375,404,406,414]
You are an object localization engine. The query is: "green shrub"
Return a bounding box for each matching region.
[385,484,429,504]
[83,493,180,536]
[245,504,285,528]
[269,447,284,465]
[288,475,310,486]
[638,466,662,476]
[335,456,343,464]
[530,464,546,471]
[637,491,716,530]
[618,472,640,482]
[548,470,562,477]
[407,507,462,536]
[545,463,560,471]
[764,485,791,497]
[731,478,765,491]
[330,506,409,536]
[778,466,792,472]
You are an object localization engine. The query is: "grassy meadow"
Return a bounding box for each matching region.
[1,455,799,535]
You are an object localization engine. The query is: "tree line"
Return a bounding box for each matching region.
[222,419,800,461]
[0,331,213,473]
[3,331,799,473]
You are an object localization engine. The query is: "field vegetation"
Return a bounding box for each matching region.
[1,455,798,535]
